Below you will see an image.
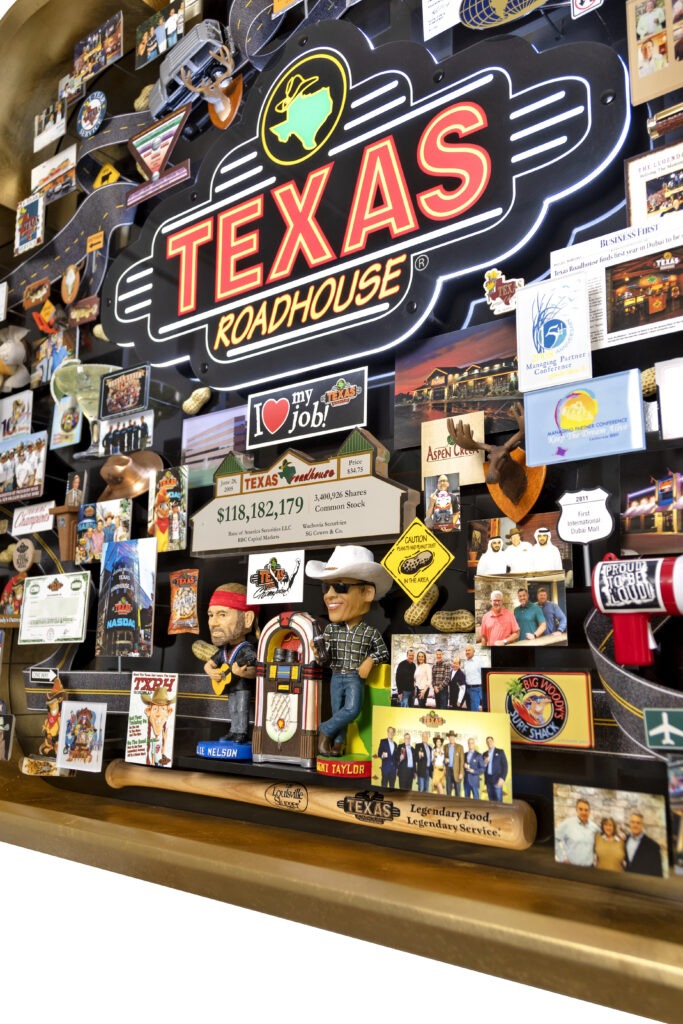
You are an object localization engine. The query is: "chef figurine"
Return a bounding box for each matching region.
[306,545,391,757]
[202,583,259,746]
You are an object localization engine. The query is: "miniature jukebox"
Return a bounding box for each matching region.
[252,611,322,768]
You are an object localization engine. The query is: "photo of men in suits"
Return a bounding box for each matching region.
[376,725,398,788]
[371,706,512,800]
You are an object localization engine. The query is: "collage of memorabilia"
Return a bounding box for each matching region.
[0,0,682,887]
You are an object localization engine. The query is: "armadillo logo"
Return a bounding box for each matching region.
[101,21,628,392]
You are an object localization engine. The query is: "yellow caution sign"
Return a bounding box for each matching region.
[94,163,120,189]
[381,518,453,601]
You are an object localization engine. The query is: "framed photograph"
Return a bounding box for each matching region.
[625,141,683,225]
[627,0,681,106]
[474,575,568,649]
[0,430,48,503]
[468,510,571,588]
[99,364,151,420]
[390,633,491,711]
[97,409,154,457]
[95,538,157,658]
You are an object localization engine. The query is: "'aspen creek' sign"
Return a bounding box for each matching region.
[101,22,629,391]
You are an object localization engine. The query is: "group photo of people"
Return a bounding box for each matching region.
[474,577,568,649]
[0,432,47,500]
[98,411,154,456]
[469,511,571,584]
[372,705,511,801]
[554,784,669,877]
[391,633,491,712]
[135,1,185,69]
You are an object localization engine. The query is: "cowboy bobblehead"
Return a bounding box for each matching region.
[306,545,391,757]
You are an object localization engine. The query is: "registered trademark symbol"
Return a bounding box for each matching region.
[414,254,429,271]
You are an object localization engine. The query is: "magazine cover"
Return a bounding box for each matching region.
[147,466,188,552]
[125,671,178,767]
[75,498,131,565]
[0,390,32,441]
[95,538,157,657]
[55,700,107,773]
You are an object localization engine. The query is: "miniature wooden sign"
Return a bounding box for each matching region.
[191,428,419,555]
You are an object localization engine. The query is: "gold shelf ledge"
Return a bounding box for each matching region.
[1,768,681,1023]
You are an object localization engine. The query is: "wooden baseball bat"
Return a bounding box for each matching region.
[105,759,537,850]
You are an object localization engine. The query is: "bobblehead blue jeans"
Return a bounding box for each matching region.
[320,671,363,745]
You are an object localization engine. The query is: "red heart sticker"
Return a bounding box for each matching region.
[262,397,290,434]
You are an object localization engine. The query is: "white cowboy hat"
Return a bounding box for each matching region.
[306,545,392,599]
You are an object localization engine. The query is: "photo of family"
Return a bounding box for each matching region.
[554,784,669,878]
[372,704,512,801]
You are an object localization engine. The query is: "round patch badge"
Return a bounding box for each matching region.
[77,91,107,139]
[506,673,568,742]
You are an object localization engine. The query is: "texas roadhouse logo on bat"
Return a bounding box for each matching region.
[101,22,628,390]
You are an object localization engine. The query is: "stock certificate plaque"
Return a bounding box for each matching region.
[18,571,89,645]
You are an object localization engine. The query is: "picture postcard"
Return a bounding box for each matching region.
[423,471,460,533]
[50,394,83,449]
[394,319,521,450]
[390,633,491,710]
[30,329,78,389]
[486,670,594,748]
[550,213,683,349]
[95,538,157,658]
[181,404,248,487]
[523,370,646,468]
[554,782,669,877]
[30,144,77,205]
[0,573,26,628]
[0,707,15,761]
[75,498,131,565]
[468,510,571,588]
[0,430,48,503]
[626,0,681,107]
[371,704,512,801]
[99,364,150,420]
[97,409,154,457]
[620,451,683,556]
[655,356,683,439]
[247,549,304,604]
[515,273,592,392]
[73,11,123,86]
[475,575,568,649]
[667,757,683,875]
[135,0,185,70]
[147,466,188,553]
[421,411,486,486]
[14,194,45,256]
[0,390,32,441]
[33,99,66,153]
[11,501,55,537]
[18,571,89,645]
[56,701,107,773]
[247,367,367,449]
[625,140,683,225]
[125,671,178,768]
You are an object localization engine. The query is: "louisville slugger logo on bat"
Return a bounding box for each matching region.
[105,760,537,850]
